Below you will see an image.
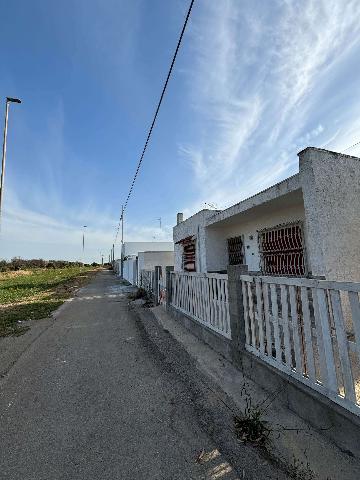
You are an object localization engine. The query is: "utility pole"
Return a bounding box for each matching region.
[0,97,21,231]
[121,205,124,278]
[82,225,87,265]
[157,217,162,229]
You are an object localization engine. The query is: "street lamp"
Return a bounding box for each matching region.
[0,97,22,230]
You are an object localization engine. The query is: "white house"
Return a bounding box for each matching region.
[174,147,360,282]
[137,250,174,285]
[122,241,174,257]
[116,241,174,285]
[122,255,138,285]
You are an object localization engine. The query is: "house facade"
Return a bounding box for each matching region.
[137,250,174,285]
[173,147,360,282]
[121,241,174,258]
[122,255,138,285]
[116,241,174,285]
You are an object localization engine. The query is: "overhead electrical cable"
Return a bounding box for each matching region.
[343,139,360,152]
[113,0,196,245]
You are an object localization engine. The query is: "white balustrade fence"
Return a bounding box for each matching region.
[241,275,360,415]
[170,272,231,339]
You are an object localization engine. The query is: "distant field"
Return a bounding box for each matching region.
[0,267,97,337]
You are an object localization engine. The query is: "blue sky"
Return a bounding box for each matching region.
[1,0,360,263]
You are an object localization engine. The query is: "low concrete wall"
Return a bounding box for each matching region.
[226,264,360,458]
[239,350,360,460]
[168,300,360,460]
[167,305,232,362]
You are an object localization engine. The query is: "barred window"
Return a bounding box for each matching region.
[259,222,306,276]
[227,236,244,265]
[182,237,196,272]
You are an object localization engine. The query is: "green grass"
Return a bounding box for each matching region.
[0,267,96,337]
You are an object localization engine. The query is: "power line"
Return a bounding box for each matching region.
[343,139,360,152]
[114,0,195,245]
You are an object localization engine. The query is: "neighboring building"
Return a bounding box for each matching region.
[122,255,138,285]
[174,148,360,282]
[116,241,174,285]
[122,241,173,257]
[137,251,174,285]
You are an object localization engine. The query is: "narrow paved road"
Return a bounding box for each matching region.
[0,271,241,480]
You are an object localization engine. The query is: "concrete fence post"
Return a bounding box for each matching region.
[165,266,174,310]
[154,266,161,305]
[227,264,248,367]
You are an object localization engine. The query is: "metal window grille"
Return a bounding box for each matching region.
[259,222,306,276]
[227,236,244,265]
[182,239,196,272]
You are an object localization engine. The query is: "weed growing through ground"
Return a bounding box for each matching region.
[233,379,334,480]
[128,288,147,300]
[287,455,316,480]
[234,401,270,445]
[233,379,285,446]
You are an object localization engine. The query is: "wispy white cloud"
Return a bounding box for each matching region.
[3,0,360,260]
[179,0,360,216]
[0,0,175,261]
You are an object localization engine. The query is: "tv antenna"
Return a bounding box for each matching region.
[204,202,218,210]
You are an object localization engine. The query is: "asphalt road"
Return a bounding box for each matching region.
[0,270,245,480]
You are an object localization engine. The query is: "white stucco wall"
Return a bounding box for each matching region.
[205,198,306,272]
[173,210,218,272]
[123,256,137,285]
[122,242,173,257]
[137,251,175,283]
[174,244,183,272]
[172,148,360,280]
[207,175,301,226]
[114,259,121,275]
[299,148,360,281]
[137,253,145,284]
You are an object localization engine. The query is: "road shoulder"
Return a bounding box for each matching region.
[130,301,290,480]
[131,301,360,480]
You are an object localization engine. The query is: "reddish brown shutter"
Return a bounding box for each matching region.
[176,236,196,272]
